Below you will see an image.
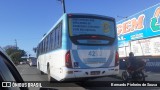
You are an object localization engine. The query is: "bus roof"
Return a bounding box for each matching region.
[67,13,115,20]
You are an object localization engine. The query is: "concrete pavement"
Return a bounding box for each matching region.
[16,65,160,90]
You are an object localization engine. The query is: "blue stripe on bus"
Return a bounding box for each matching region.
[71,50,89,68]
[105,53,114,67]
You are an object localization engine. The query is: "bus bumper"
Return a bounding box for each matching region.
[59,66,119,81]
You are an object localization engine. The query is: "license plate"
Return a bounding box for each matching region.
[90,71,100,75]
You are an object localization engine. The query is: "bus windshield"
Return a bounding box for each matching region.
[68,14,116,45]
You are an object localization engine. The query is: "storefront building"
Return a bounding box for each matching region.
[117,3,160,72]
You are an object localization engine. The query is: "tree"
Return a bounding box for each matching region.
[4,45,17,55]
[10,52,21,64]
[4,45,26,64]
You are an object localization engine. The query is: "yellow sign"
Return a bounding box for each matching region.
[103,22,110,33]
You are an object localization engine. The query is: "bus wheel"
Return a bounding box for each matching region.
[47,66,52,82]
[47,66,51,82]
[40,71,45,75]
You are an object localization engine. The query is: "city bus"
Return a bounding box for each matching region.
[36,13,119,82]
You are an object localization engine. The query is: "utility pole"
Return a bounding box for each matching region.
[58,0,66,14]
[15,39,18,50]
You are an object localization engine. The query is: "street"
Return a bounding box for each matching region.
[16,65,160,90]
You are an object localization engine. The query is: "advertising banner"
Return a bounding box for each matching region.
[119,47,126,57]
[122,37,160,56]
[117,3,160,47]
[138,39,152,56]
[69,18,115,37]
[130,40,143,56]
[150,37,160,55]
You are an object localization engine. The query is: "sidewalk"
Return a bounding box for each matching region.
[117,70,160,81]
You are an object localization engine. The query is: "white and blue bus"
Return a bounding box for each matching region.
[36,13,119,81]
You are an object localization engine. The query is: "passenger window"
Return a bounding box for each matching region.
[53,30,55,49]
[55,28,57,49]
[47,36,50,51]
[59,24,62,48]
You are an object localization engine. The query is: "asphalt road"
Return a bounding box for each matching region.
[16,64,160,90]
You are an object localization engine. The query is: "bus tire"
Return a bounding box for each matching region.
[40,71,45,75]
[47,65,56,83]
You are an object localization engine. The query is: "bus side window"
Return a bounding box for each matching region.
[40,42,42,54]
[56,27,59,49]
[41,41,43,54]
[57,27,59,48]
[45,38,47,53]
[59,23,62,48]
[43,39,45,53]
[47,35,50,52]
[54,29,57,49]
[50,32,52,50]
[56,22,62,48]
[46,37,48,52]
[37,45,39,56]
[53,30,55,50]
[38,43,41,55]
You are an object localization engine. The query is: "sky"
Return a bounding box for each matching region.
[0,0,159,57]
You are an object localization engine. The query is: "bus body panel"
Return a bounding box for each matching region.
[69,45,115,68]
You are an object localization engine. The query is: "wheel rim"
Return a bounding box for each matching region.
[122,72,127,80]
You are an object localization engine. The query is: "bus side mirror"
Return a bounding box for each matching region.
[33,47,37,53]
